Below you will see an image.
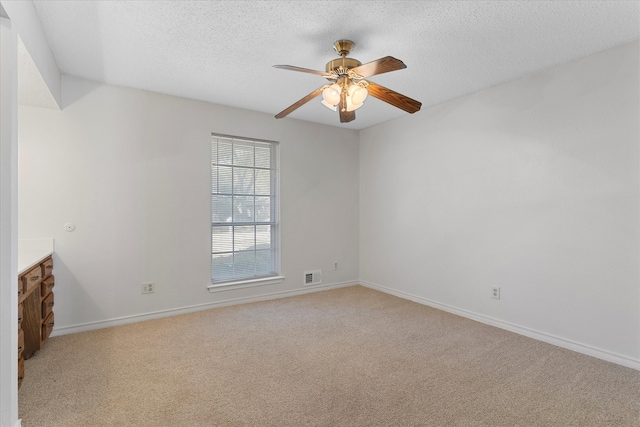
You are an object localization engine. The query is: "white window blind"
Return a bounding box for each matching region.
[211,135,278,284]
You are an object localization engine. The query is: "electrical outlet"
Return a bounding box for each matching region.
[141,282,155,294]
[333,261,339,270]
[491,286,501,300]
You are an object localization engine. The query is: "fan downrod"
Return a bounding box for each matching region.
[326,40,361,75]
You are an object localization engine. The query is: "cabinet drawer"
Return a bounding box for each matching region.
[18,356,24,388]
[41,276,55,298]
[22,265,42,294]
[18,327,24,357]
[42,292,54,319]
[18,303,23,326]
[42,312,54,345]
[42,257,53,278]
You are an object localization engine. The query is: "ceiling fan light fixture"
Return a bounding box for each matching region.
[348,84,368,107]
[322,84,341,106]
[321,99,338,111]
[345,95,364,112]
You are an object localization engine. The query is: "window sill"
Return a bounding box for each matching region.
[208,275,285,293]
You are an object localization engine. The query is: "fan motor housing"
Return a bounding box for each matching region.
[325,58,362,74]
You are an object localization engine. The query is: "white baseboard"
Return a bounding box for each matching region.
[48,279,640,371]
[51,281,358,337]
[360,280,640,371]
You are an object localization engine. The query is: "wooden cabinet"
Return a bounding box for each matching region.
[18,255,55,389]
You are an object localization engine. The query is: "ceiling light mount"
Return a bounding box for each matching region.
[332,39,355,57]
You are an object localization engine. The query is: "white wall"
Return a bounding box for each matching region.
[1,2,61,423]
[1,0,61,108]
[16,39,640,371]
[18,75,359,332]
[360,41,640,369]
[0,14,19,427]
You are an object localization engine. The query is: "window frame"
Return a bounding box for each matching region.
[208,133,283,291]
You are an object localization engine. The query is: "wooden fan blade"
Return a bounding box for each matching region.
[350,56,406,78]
[366,82,422,114]
[338,95,356,123]
[273,65,334,78]
[340,109,355,123]
[275,86,325,119]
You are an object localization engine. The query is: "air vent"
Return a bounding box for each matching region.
[304,270,322,286]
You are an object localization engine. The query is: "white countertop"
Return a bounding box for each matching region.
[18,249,53,275]
[18,239,54,274]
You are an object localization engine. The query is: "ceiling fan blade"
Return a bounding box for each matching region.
[350,56,406,78]
[338,94,355,123]
[275,86,325,119]
[340,109,355,123]
[273,65,334,78]
[366,82,422,114]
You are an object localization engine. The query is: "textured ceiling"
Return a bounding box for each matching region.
[23,0,640,130]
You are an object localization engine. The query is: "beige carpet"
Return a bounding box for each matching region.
[19,286,640,426]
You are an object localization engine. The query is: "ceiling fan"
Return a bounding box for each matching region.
[273,40,422,123]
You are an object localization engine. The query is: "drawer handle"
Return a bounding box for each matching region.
[17,317,22,323]
[31,276,40,281]
[47,302,54,308]
[18,375,23,381]
[18,345,23,352]
[46,322,54,327]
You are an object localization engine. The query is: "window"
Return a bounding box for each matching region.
[211,134,279,286]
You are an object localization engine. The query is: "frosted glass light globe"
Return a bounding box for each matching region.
[322,84,341,106]
[348,84,368,106]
